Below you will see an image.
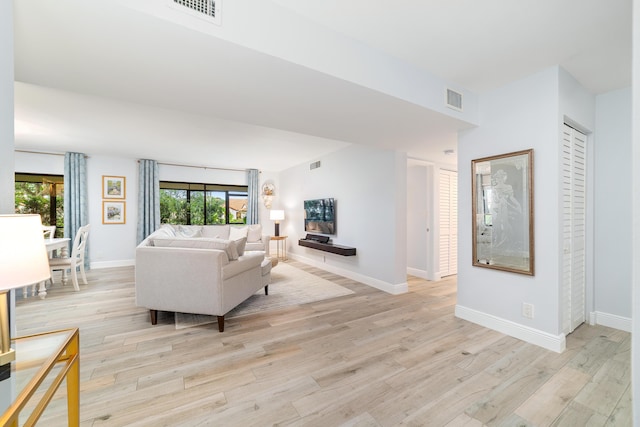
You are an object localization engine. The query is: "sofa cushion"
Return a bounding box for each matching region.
[176,225,202,238]
[158,225,177,237]
[201,225,230,239]
[152,237,238,260]
[247,224,262,243]
[245,242,265,252]
[229,226,248,240]
[223,252,264,280]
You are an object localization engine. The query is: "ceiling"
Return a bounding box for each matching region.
[13,0,632,171]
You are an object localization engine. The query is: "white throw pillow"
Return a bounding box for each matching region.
[247,224,262,242]
[229,226,248,241]
[159,225,177,237]
[176,225,202,238]
[201,225,229,239]
[222,239,239,260]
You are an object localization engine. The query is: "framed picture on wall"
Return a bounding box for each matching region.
[103,201,126,224]
[102,175,126,199]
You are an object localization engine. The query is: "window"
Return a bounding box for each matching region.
[160,181,248,225]
[15,173,64,237]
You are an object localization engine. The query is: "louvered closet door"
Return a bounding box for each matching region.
[439,170,458,277]
[561,124,587,334]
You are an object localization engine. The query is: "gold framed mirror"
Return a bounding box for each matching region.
[472,149,534,275]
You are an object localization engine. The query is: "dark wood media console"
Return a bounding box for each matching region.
[298,239,356,256]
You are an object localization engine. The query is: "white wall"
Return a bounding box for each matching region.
[594,88,632,328]
[407,161,429,276]
[88,156,138,267]
[279,144,408,294]
[631,1,639,423]
[14,152,269,268]
[457,66,596,352]
[0,0,14,214]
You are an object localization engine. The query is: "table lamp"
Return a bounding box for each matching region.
[0,215,51,366]
[269,210,285,236]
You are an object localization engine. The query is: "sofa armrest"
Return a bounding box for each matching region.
[223,252,264,280]
[262,234,271,256]
[245,234,270,256]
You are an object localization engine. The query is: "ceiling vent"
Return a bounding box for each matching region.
[446,88,463,112]
[170,0,221,25]
[310,161,321,170]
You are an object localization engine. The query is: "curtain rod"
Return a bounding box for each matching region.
[144,160,258,173]
[16,149,63,157]
[15,149,90,158]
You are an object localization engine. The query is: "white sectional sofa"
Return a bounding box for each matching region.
[135,224,272,332]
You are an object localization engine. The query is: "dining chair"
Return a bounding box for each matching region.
[42,225,56,240]
[49,224,91,291]
[43,225,57,259]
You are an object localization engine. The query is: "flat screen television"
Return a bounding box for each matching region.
[304,198,335,235]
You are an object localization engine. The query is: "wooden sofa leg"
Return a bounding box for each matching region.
[150,309,158,325]
[265,285,269,295]
[217,316,225,332]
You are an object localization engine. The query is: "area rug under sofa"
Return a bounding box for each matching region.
[175,262,354,329]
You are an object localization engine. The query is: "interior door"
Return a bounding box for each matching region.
[561,124,587,334]
[439,170,458,277]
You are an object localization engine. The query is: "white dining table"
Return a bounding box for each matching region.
[37,237,71,298]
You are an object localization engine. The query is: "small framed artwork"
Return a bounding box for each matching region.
[103,201,126,224]
[103,175,126,199]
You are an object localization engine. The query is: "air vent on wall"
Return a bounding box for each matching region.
[170,0,221,25]
[446,88,463,112]
[310,161,321,170]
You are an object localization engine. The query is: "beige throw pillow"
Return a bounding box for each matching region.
[234,237,247,256]
[229,226,248,241]
[247,224,262,242]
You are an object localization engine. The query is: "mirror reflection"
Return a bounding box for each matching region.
[472,149,534,275]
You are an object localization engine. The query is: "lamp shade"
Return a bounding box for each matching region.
[0,215,51,290]
[269,210,285,221]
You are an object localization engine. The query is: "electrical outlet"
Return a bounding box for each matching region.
[522,303,534,319]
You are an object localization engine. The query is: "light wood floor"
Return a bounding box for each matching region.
[15,261,631,426]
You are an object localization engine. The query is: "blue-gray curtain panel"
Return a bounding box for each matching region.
[137,159,160,244]
[64,152,89,269]
[246,169,259,225]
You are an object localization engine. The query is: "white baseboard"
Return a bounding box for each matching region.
[428,271,441,281]
[90,259,135,269]
[590,311,632,332]
[407,267,429,280]
[406,268,443,282]
[455,304,566,353]
[289,253,408,295]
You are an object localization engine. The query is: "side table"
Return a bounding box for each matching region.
[1,328,80,426]
[271,235,288,261]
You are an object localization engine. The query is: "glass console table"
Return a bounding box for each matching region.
[0,328,80,426]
